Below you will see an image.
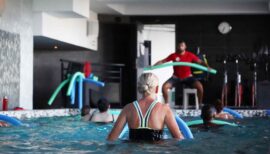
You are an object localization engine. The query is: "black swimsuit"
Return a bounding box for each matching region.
[129,129,163,141]
[129,100,163,141]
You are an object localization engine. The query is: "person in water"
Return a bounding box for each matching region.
[107,73,184,141]
[201,105,217,128]
[213,99,234,120]
[81,105,91,121]
[189,104,220,129]
[90,98,115,123]
[82,98,115,123]
[191,104,226,130]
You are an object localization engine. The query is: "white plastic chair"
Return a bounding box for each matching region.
[183,88,199,110]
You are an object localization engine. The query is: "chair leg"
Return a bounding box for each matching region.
[168,89,172,105]
[195,92,199,110]
[183,91,187,109]
[168,89,175,108]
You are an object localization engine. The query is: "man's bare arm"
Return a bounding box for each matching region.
[153,58,167,66]
[197,59,209,67]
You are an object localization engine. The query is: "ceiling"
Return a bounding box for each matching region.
[90,0,270,15]
[34,0,270,51]
[34,36,91,51]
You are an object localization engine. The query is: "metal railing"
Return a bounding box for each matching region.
[60,59,125,107]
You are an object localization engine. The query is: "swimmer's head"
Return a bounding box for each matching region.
[97,98,110,113]
[81,105,90,116]
[138,73,159,96]
[201,104,215,124]
[215,99,223,114]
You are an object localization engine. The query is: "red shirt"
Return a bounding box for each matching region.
[164,51,199,79]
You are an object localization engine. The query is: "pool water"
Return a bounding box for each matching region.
[0,116,269,153]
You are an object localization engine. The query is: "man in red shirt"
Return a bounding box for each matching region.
[154,41,210,105]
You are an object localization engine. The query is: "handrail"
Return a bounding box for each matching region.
[60,59,125,107]
[60,59,125,67]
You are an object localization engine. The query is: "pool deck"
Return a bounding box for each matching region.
[0,108,269,119]
[0,109,80,119]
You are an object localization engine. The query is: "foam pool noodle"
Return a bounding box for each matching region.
[144,62,217,74]
[67,72,85,96]
[48,78,70,106]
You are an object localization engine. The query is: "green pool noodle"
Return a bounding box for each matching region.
[66,72,85,96]
[144,62,217,74]
[186,119,238,127]
[48,78,70,105]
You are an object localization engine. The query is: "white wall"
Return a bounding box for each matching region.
[73,0,90,18]
[0,0,33,109]
[139,24,175,102]
[91,0,270,15]
[33,0,90,18]
[33,0,98,50]
[33,12,98,50]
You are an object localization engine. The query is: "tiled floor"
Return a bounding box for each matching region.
[0,108,268,119]
[0,109,80,119]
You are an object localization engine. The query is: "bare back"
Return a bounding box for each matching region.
[107,98,183,141]
[90,111,114,123]
[126,100,166,130]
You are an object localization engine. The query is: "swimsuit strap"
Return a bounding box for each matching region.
[89,110,98,121]
[133,101,143,127]
[112,114,115,122]
[144,101,158,128]
[133,100,158,128]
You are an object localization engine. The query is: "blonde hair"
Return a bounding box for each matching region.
[138,73,159,95]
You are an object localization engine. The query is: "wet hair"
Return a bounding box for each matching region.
[137,73,159,95]
[215,99,223,114]
[97,98,110,112]
[81,105,90,116]
[201,104,215,124]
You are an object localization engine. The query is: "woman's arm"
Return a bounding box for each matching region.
[164,106,184,140]
[107,106,128,141]
[0,122,8,127]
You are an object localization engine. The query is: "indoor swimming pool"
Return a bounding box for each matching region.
[0,116,269,153]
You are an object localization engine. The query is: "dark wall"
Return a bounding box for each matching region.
[175,15,270,105]
[131,15,270,105]
[34,50,101,109]
[98,21,137,105]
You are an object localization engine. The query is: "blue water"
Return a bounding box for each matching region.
[0,116,269,153]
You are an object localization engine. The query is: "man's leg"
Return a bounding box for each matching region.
[162,81,173,104]
[192,80,204,104]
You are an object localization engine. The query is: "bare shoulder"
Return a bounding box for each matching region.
[156,102,170,112]
[121,102,134,113]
